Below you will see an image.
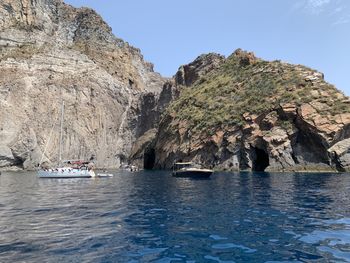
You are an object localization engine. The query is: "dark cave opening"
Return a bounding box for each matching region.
[292,130,329,165]
[144,148,156,170]
[252,147,269,172]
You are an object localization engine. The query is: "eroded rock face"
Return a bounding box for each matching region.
[328,138,350,171]
[1,1,349,172]
[0,0,165,169]
[175,53,225,87]
[148,50,350,172]
[129,80,179,168]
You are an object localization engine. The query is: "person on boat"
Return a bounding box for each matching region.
[130,165,139,172]
[87,162,95,170]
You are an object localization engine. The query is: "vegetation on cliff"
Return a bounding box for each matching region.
[149,50,350,172]
[166,49,350,135]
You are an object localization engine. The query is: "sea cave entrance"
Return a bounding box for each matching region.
[252,147,269,172]
[144,147,156,170]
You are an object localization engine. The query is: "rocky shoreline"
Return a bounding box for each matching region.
[1,0,350,172]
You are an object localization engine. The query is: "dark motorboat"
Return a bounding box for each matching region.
[172,162,213,178]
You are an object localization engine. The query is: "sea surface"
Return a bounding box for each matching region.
[0,171,350,262]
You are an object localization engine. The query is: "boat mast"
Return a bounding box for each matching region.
[38,115,58,168]
[58,101,65,166]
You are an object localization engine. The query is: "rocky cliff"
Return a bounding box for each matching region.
[0,0,166,169]
[1,1,350,172]
[145,50,350,172]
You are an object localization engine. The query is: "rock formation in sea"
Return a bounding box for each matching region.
[135,50,350,172]
[1,1,350,172]
[0,0,169,169]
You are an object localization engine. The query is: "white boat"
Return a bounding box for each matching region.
[172,162,213,178]
[38,101,95,179]
[39,166,95,179]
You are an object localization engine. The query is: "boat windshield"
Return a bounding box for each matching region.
[174,162,200,170]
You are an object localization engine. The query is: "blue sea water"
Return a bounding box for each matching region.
[0,171,350,262]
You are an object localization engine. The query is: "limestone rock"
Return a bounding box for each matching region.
[0,0,165,169]
[328,138,350,171]
[175,53,225,87]
[0,145,16,167]
[230,48,258,67]
[1,1,349,173]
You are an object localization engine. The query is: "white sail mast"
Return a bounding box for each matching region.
[38,114,59,167]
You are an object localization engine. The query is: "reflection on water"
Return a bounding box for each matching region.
[0,171,350,262]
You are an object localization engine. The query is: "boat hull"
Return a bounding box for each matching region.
[38,175,92,179]
[38,170,92,179]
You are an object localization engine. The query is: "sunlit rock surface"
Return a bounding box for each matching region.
[0,0,166,169]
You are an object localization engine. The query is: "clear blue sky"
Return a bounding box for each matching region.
[65,0,350,95]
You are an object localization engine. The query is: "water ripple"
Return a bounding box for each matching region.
[0,171,349,262]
